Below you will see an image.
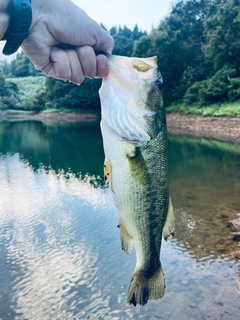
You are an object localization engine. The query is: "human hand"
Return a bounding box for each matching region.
[21,0,114,84]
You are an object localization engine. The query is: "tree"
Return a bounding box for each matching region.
[111,25,147,56]
[203,0,240,73]
[134,0,211,106]
[11,52,30,77]
[0,60,12,77]
[0,68,20,110]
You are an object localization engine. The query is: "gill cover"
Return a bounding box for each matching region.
[99,55,161,145]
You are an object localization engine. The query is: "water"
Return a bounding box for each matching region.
[0,120,239,320]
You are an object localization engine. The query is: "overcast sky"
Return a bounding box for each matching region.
[73,0,175,32]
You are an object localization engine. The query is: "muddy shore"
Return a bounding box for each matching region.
[0,112,99,123]
[1,111,240,144]
[167,113,240,144]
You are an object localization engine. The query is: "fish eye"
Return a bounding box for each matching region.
[156,75,164,90]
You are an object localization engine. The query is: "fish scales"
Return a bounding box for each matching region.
[99,55,174,306]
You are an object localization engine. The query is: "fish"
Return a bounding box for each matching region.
[99,55,174,306]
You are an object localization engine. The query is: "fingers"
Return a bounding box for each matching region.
[41,46,109,84]
[41,47,83,83]
[76,46,96,79]
[76,47,109,78]
[96,54,109,78]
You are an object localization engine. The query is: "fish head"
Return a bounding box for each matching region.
[99,55,164,145]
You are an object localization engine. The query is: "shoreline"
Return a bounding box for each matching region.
[0,112,99,123]
[1,111,240,144]
[166,113,240,144]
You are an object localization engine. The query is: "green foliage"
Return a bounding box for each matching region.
[183,65,237,106]
[11,52,31,77]
[133,0,211,106]
[111,25,147,56]
[0,69,20,110]
[33,77,102,111]
[9,52,42,78]
[10,76,46,110]
[168,101,240,117]
[0,60,12,77]
[203,0,240,72]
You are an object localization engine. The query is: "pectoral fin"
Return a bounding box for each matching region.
[163,197,175,240]
[119,218,133,254]
[104,159,110,186]
[104,159,114,193]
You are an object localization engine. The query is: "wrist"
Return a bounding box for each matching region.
[1,0,32,55]
[0,0,11,40]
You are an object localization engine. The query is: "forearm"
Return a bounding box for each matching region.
[0,0,10,39]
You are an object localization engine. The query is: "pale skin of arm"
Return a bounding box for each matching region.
[0,0,114,84]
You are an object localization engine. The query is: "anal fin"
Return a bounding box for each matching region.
[163,197,175,240]
[119,217,133,254]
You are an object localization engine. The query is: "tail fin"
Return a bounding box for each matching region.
[127,265,165,306]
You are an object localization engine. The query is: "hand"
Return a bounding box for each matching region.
[21,0,114,84]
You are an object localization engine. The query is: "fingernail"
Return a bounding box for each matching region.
[98,59,108,70]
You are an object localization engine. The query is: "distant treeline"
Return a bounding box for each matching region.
[0,0,240,113]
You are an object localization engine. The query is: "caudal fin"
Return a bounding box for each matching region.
[127,265,165,306]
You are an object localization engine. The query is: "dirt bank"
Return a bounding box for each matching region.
[1,111,240,143]
[0,112,99,123]
[167,113,240,144]
[31,112,99,123]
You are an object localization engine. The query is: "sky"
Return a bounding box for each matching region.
[73,0,175,33]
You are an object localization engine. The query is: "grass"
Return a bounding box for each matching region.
[1,109,35,114]
[41,108,97,114]
[167,101,240,117]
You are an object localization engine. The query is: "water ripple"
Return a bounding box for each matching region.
[1,151,240,319]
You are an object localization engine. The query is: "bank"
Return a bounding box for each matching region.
[166,113,240,144]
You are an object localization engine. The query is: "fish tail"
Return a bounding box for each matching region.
[127,264,165,306]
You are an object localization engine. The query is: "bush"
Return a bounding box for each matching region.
[183,65,237,106]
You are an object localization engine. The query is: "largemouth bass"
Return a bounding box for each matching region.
[99,55,174,306]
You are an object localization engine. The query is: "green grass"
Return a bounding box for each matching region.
[2,109,36,115]
[167,101,240,117]
[41,108,98,114]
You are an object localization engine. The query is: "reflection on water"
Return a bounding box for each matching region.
[0,120,240,319]
[169,136,240,259]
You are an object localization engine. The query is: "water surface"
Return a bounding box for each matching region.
[0,120,239,319]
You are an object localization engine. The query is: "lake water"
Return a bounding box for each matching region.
[0,120,240,320]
